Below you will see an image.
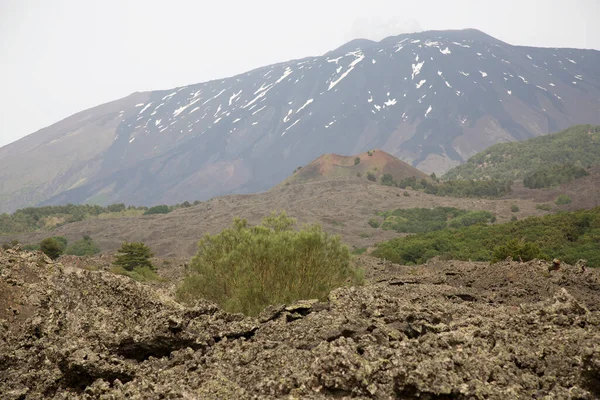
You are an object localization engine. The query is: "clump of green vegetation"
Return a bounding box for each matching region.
[40,236,68,260]
[536,203,553,211]
[113,242,155,271]
[368,218,380,228]
[381,173,396,187]
[523,164,589,189]
[393,176,512,198]
[403,191,410,197]
[367,172,377,182]
[176,212,363,316]
[111,242,158,281]
[511,204,520,213]
[372,206,600,267]
[377,207,495,234]
[65,235,101,256]
[143,205,170,215]
[555,194,572,205]
[354,157,361,165]
[491,238,545,263]
[367,150,375,156]
[352,247,367,255]
[444,125,600,181]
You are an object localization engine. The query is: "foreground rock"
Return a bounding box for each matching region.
[1,249,600,399]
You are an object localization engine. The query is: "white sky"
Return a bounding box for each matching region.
[1,0,599,148]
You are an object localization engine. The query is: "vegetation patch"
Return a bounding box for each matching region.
[372,206,600,267]
[176,212,364,316]
[65,235,101,256]
[444,125,600,181]
[523,164,589,189]
[555,194,572,205]
[376,207,495,234]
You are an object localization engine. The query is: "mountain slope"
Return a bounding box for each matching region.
[279,149,429,186]
[2,28,600,212]
[443,124,600,181]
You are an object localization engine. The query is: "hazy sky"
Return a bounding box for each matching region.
[1,0,599,148]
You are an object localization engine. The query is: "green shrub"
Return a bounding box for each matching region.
[381,173,396,187]
[352,247,367,255]
[491,239,544,263]
[367,150,374,156]
[367,172,377,182]
[40,237,66,260]
[536,203,552,211]
[65,235,101,256]
[403,191,410,197]
[143,205,170,215]
[354,157,361,165]
[511,204,520,213]
[368,218,380,228]
[555,194,572,205]
[176,212,363,316]
[113,242,155,271]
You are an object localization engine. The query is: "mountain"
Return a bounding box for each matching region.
[2,28,600,213]
[443,124,600,181]
[278,149,429,186]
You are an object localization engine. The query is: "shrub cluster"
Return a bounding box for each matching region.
[372,206,600,267]
[523,164,589,189]
[377,207,495,234]
[177,212,363,316]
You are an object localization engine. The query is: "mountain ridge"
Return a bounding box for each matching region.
[2,28,600,212]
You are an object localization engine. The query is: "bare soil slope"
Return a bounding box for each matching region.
[1,248,600,399]
[279,149,429,186]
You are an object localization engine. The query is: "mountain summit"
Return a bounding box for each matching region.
[1,29,599,212]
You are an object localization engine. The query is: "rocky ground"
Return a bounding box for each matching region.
[1,247,600,399]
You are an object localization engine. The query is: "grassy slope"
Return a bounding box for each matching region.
[443,125,600,181]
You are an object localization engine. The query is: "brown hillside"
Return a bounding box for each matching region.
[280,149,429,186]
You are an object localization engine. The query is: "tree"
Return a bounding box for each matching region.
[381,173,396,187]
[144,205,170,215]
[354,157,361,165]
[113,242,155,271]
[40,237,65,260]
[177,211,363,316]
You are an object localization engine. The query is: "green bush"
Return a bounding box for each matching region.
[491,239,545,263]
[536,203,552,211]
[368,218,380,228]
[176,212,363,316]
[144,205,170,215]
[381,173,396,187]
[354,157,361,165]
[511,204,520,213]
[113,242,155,271]
[40,237,66,260]
[65,235,101,256]
[403,191,410,197]
[367,172,377,182]
[555,194,572,205]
